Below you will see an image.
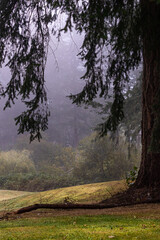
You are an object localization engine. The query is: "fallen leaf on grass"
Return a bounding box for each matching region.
[142,224,147,229]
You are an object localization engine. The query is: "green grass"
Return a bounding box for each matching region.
[0,181,160,239]
[0,180,127,211]
[0,215,160,240]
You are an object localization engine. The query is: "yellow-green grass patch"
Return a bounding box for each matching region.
[0,190,32,201]
[0,180,127,211]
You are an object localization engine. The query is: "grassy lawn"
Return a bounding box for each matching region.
[0,180,127,211]
[0,214,160,240]
[0,181,160,239]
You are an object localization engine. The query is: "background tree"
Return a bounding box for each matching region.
[73,133,140,184]
[0,150,35,175]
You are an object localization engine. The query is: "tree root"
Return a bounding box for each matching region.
[1,187,160,221]
[1,198,160,221]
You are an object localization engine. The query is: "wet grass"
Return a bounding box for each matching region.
[0,214,160,239]
[1,181,160,239]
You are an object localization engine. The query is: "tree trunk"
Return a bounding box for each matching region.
[135,0,160,188]
[73,106,79,147]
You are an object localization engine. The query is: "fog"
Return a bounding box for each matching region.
[0,31,101,149]
[0,29,141,192]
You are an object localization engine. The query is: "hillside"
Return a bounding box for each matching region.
[0,180,127,211]
[0,190,31,201]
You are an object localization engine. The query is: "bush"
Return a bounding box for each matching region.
[0,172,77,191]
[0,133,140,191]
[73,133,140,183]
[0,150,35,175]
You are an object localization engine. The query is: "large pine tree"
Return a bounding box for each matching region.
[0,0,160,189]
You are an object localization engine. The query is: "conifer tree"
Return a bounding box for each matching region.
[0,0,160,188]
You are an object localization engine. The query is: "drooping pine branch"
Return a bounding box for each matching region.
[0,0,142,139]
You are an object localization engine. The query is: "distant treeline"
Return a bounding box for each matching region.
[0,133,140,191]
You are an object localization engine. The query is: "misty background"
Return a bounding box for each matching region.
[0,31,99,149]
[0,30,141,191]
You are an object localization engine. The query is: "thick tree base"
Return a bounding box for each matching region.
[102,185,160,205]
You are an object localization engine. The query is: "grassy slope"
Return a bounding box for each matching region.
[0,180,127,211]
[1,181,160,239]
[0,190,31,201]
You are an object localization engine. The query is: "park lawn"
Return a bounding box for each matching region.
[0,214,160,240]
[0,181,160,239]
[0,180,127,211]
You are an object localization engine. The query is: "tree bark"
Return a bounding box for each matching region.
[135,0,160,188]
